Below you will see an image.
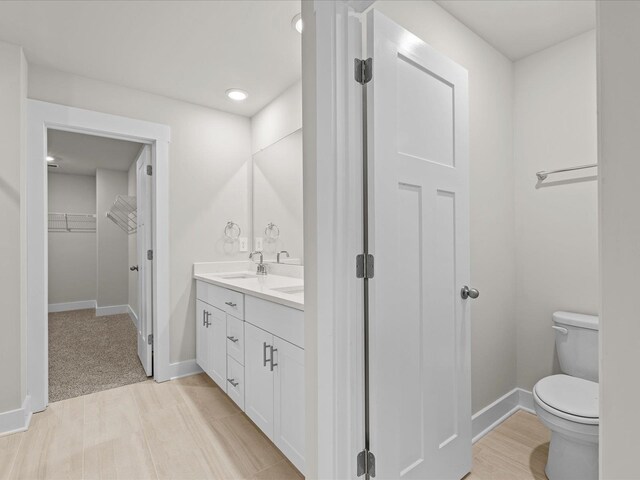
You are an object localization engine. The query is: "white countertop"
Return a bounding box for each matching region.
[193,263,304,311]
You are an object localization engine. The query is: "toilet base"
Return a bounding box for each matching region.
[546,430,598,480]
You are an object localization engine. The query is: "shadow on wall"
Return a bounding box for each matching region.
[535,175,597,189]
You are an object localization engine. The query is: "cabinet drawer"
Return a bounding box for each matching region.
[245,296,304,348]
[227,315,244,365]
[226,355,244,410]
[197,281,244,319]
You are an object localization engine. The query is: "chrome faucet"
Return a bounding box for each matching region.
[249,251,267,275]
[276,250,290,263]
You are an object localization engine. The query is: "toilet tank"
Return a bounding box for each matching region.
[553,311,599,382]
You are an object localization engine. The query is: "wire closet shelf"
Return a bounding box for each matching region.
[48,212,96,233]
[106,195,137,234]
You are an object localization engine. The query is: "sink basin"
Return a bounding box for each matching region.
[214,273,256,280]
[271,285,304,295]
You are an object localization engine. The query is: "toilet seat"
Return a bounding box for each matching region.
[533,374,599,425]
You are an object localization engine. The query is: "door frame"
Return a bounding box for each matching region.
[26,99,171,412]
[302,1,373,478]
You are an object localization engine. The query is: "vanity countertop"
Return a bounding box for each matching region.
[194,270,304,311]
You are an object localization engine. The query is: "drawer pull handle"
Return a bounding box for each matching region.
[227,378,239,387]
[227,335,239,343]
[225,301,237,307]
[263,342,271,367]
[270,346,278,371]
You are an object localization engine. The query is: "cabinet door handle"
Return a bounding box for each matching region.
[227,378,239,388]
[227,335,239,343]
[270,346,278,371]
[263,342,271,367]
[205,311,211,327]
[202,310,206,326]
[225,301,237,307]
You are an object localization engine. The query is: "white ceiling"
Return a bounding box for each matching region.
[47,130,143,176]
[435,0,596,60]
[0,0,301,117]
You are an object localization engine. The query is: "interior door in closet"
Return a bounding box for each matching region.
[137,145,153,376]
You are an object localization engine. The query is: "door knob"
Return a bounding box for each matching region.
[130,265,139,271]
[461,286,479,299]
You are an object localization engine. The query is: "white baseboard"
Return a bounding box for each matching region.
[167,359,203,381]
[95,304,129,316]
[127,305,138,327]
[472,387,535,443]
[48,300,96,313]
[0,395,32,438]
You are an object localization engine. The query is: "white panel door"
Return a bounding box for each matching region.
[136,146,153,376]
[367,10,471,480]
[208,307,227,390]
[196,300,210,374]
[273,337,305,474]
[244,322,275,438]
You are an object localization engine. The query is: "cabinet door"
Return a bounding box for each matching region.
[244,322,274,438]
[208,306,227,391]
[273,337,305,473]
[196,300,210,374]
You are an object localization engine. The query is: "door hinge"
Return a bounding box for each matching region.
[146,165,152,176]
[357,449,376,477]
[355,58,373,85]
[147,249,153,260]
[356,254,374,279]
[147,334,153,345]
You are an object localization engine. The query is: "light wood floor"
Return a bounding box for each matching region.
[0,373,303,480]
[467,410,551,480]
[1,374,549,480]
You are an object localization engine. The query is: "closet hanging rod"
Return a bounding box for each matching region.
[536,164,597,181]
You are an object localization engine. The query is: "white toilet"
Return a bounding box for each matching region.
[533,311,599,480]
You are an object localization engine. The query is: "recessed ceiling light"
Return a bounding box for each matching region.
[46,155,55,162]
[292,13,302,34]
[226,89,248,101]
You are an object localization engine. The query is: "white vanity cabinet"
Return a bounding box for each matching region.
[195,279,305,474]
[244,322,275,435]
[195,299,227,392]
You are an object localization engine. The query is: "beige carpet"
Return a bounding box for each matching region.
[48,308,149,402]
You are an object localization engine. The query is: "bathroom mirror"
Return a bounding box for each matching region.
[252,128,303,264]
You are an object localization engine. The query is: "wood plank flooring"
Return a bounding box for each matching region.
[1,375,549,480]
[467,410,550,480]
[0,374,302,480]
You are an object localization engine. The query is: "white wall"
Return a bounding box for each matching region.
[48,172,97,305]
[96,168,128,309]
[0,40,26,414]
[28,64,252,363]
[128,157,138,321]
[251,80,302,155]
[514,31,598,392]
[371,0,517,414]
[598,2,640,477]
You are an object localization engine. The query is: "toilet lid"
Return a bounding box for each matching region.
[534,374,599,419]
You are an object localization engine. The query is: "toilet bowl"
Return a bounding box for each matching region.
[533,374,598,480]
[533,311,599,480]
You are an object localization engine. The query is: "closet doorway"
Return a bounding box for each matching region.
[46,130,150,402]
[27,100,171,412]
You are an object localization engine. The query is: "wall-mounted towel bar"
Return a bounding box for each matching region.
[536,164,597,181]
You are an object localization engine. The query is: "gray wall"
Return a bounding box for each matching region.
[29,64,252,363]
[372,0,517,414]
[48,172,97,305]
[0,40,26,413]
[514,31,598,391]
[128,156,138,321]
[96,168,128,308]
[598,2,640,477]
